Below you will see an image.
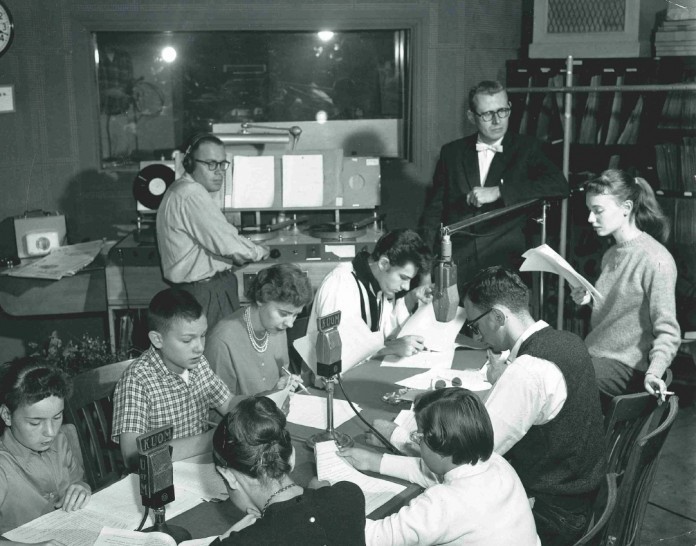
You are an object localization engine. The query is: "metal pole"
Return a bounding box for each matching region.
[557,55,573,331]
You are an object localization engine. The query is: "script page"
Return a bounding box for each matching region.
[315,440,406,515]
[396,303,467,352]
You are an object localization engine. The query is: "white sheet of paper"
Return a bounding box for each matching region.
[264,381,293,411]
[95,528,216,546]
[315,440,406,515]
[173,461,228,501]
[520,244,602,302]
[282,154,324,207]
[229,155,275,208]
[286,393,360,429]
[393,409,416,430]
[395,368,491,391]
[381,349,455,369]
[294,315,384,375]
[397,304,467,352]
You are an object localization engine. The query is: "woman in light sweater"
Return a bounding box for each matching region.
[572,169,680,400]
[339,388,539,546]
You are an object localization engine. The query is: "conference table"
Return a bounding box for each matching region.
[170,342,489,539]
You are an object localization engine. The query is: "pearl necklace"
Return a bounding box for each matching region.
[244,306,269,353]
[261,482,298,516]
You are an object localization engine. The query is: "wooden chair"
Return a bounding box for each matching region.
[64,359,132,491]
[602,395,680,546]
[603,369,673,475]
[573,473,618,546]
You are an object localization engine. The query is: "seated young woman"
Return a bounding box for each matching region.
[204,263,312,396]
[339,388,540,546]
[0,360,91,545]
[210,396,366,545]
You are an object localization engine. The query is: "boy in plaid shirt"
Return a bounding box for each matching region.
[112,288,233,470]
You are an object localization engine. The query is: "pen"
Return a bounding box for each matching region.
[282,366,311,394]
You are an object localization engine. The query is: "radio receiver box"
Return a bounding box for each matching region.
[0,211,67,259]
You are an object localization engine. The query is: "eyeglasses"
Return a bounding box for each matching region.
[194,159,231,171]
[463,308,494,337]
[473,104,512,122]
[409,430,425,445]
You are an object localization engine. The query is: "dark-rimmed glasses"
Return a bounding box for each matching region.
[473,103,512,122]
[463,308,494,337]
[194,159,231,171]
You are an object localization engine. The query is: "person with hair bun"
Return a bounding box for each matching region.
[339,388,539,545]
[210,396,366,545]
[0,360,91,543]
[572,169,680,400]
[205,264,313,396]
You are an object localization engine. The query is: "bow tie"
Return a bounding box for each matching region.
[476,142,503,153]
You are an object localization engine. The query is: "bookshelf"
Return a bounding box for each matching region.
[506,57,696,334]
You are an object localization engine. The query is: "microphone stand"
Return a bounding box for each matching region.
[307,375,353,449]
[144,506,192,544]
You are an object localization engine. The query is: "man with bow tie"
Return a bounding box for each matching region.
[421,80,569,288]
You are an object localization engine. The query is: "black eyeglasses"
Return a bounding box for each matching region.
[473,103,512,122]
[194,159,231,171]
[463,308,494,336]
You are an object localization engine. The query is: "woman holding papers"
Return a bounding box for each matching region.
[572,169,680,400]
[210,396,366,545]
[339,388,539,546]
[0,360,91,542]
[205,264,311,396]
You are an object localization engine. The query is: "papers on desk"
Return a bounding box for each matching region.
[286,393,361,429]
[4,239,105,280]
[520,244,602,302]
[397,303,467,352]
[4,463,224,545]
[315,440,406,515]
[95,528,216,546]
[381,349,455,369]
[395,368,491,392]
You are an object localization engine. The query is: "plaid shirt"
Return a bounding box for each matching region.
[111,346,230,442]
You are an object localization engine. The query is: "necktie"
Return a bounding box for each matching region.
[476,142,503,153]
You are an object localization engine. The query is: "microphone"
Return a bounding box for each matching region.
[308,312,352,449]
[433,233,459,322]
[137,425,192,543]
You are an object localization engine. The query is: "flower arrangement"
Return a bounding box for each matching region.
[28,331,131,376]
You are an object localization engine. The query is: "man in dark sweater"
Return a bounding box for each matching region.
[463,266,605,546]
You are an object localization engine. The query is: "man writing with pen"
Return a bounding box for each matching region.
[420,80,569,290]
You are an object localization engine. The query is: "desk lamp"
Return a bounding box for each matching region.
[307,311,353,449]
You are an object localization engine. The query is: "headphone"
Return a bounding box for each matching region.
[182,133,223,174]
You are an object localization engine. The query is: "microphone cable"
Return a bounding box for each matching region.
[135,506,150,531]
[335,374,404,456]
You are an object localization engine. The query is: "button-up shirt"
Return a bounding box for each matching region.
[111,347,231,442]
[0,427,87,533]
[156,173,266,283]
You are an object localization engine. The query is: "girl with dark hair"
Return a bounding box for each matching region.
[0,360,91,543]
[210,396,366,545]
[572,169,680,399]
[339,388,539,545]
[205,264,312,396]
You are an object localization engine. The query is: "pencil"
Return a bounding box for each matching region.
[282,366,311,394]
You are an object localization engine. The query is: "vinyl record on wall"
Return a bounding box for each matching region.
[133,164,175,210]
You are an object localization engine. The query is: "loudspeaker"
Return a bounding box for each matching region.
[339,157,381,207]
[3,212,67,259]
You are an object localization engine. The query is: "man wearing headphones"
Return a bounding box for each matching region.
[157,134,270,329]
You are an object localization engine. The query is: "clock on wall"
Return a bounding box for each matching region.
[0,0,15,58]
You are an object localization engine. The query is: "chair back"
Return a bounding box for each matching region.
[64,359,132,491]
[603,395,679,546]
[573,473,618,546]
[603,392,656,474]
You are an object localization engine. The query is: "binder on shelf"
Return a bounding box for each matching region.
[604,75,624,145]
[616,95,643,145]
[578,74,601,144]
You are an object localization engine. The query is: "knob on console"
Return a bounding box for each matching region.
[269,248,281,259]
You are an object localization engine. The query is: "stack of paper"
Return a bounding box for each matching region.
[315,440,406,515]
